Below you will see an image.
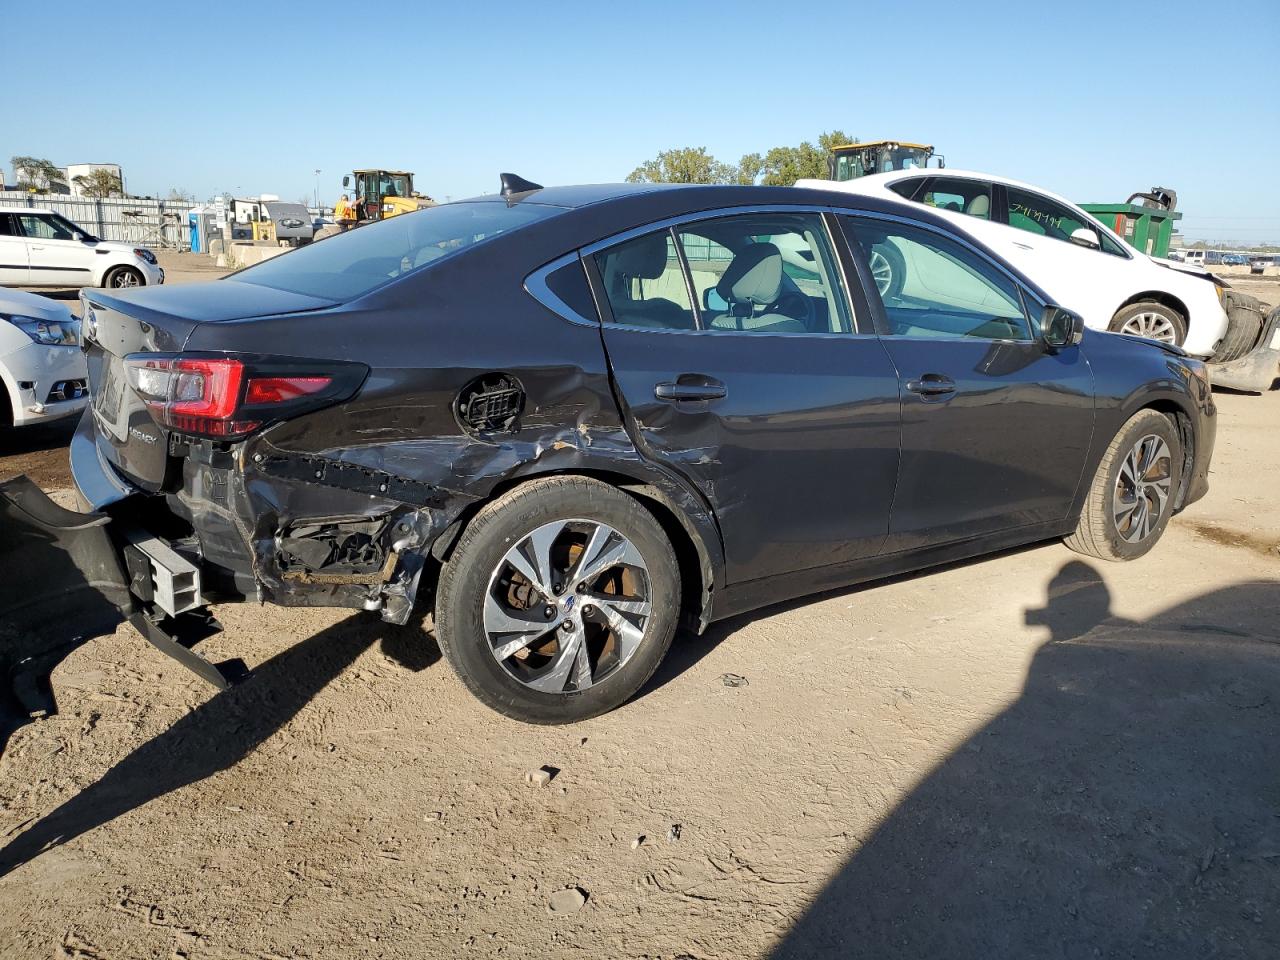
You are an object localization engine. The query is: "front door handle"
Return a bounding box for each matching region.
[655,377,727,402]
[906,374,957,396]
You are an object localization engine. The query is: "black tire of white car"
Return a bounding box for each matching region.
[434,476,680,724]
[105,266,143,288]
[1108,301,1187,347]
[1065,409,1182,562]
[1214,290,1265,363]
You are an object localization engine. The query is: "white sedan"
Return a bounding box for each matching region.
[0,287,88,427]
[0,208,164,289]
[799,170,1230,358]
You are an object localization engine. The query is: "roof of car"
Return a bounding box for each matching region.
[799,168,1086,211]
[457,181,864,210]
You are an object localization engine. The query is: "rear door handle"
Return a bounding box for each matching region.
[655,378,727,402]
[906,374,957,396]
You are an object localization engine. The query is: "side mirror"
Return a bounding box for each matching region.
[1069,227,1100,250]
[1042,305,1084,350]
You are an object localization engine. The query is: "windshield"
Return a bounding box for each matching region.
[231,200,563,301]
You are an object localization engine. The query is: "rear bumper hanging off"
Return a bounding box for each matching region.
[0,476,132,745]
[1211,305,1280,394]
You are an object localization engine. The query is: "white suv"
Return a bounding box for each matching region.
[0,287,87,427]
[800,170,1230,358]
[0,209,164,289]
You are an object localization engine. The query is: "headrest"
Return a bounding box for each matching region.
[966,194,990,217]
[612,233,669,280]
[717,242,783,305]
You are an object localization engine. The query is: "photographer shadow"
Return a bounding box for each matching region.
[772,561,1280,959]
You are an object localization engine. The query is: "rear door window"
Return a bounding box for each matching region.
[918,177,993,220]
[676,212,852,334]
[594,230,696,330]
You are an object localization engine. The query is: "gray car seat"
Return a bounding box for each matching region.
[603,233,692,328]
[708,242,806,333]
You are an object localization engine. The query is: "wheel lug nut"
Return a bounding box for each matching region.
[576,582,586,593]
[561,620,575,632]
[583,604,595,615]
[553,582,563,595]
[543,605,556,620]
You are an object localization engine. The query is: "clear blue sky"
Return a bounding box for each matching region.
[8,0,1278,244]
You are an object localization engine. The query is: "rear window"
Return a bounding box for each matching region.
[232,201,562,301]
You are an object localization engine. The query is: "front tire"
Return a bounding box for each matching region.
[435,476,680,724]
[1065,409,1181,561]
[1109,300,1187,346]
[104,266,144,288]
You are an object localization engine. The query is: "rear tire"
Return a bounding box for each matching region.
[435,476,680,724]
[1109,300,1187,347]
[1065,409,1181,562]
[104,266,143,288]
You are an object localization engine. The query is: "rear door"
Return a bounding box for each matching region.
[841,214,1096,550]
[17,213,96,287]
[0,214,30,284]
[587,208,902,586]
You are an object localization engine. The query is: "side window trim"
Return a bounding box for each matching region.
[524,252,599,327]
[668,226,705,330]
[836,208,1042,342]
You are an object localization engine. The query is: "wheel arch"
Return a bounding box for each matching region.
[1114,290,1189,323]
[1132,395,1197,512]
[429,466,722,633]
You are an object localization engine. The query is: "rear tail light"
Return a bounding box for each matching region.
[125,354,365,439]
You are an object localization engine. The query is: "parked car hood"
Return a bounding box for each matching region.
[0,286,78,322]
[1150,256,1227,287]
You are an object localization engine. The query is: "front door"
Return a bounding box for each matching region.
[17,212,96,287]
[0,214,29,284]
[842,214,1096,551]
[590,210,902,586]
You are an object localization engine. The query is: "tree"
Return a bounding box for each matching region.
[11,155,66,192]
[626,131,858,188]
[626,147,738,185]
[754,130,855,186]
[72,168,124,199]
[167,187,195,204]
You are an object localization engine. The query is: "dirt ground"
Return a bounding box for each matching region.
[1,267,1278,959]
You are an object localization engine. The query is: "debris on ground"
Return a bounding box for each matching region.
[547,887,587,915]
[526,765,559,787]
[668,824,682,842]
[631,836,645,850]
[719,673,749,688]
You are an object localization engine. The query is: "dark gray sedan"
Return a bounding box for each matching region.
[23,178,1216,723]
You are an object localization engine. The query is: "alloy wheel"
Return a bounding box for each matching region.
[868,249,894,297]
[483,519,652,694]
[1119,310,1176,344]
[1112,434,1173,543]
[112,270,140,288]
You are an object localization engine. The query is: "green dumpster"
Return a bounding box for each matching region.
[1081,194,1181,259]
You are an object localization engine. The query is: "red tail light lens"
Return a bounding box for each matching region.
[124,354,362,440]
[245,376,331,404]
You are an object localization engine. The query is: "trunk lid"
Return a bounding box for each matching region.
[82,282,337,489]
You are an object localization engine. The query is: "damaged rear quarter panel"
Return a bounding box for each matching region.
[180,233,724,624]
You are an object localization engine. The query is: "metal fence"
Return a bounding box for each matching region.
[0,193,197,249]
